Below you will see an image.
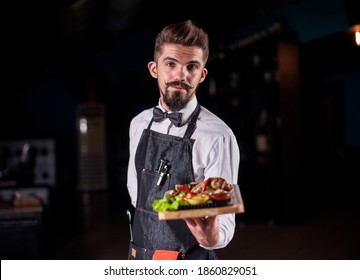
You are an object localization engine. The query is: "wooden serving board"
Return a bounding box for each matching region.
[158,184,244,220]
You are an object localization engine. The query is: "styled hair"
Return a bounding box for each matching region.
[153,19,209,64]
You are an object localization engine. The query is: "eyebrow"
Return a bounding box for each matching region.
[162,56,201,65]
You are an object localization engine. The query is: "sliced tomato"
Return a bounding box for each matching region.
[181,191,196,201]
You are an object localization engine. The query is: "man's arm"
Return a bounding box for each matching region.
[186,132,240,249]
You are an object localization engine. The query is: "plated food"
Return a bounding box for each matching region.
[152,177,234,212]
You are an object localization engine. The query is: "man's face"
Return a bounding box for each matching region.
[148,43,208,112]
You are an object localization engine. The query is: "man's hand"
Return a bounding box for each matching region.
[184,215,219,247]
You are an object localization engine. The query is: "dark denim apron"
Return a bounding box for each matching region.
[128,105,218,260]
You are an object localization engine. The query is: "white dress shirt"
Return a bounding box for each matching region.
[126,96,240,250]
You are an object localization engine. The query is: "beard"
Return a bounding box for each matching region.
[161,81,197,111]
[162,88,196,111]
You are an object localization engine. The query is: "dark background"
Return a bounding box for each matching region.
[1,0,359,259]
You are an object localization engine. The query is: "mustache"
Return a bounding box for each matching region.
[165,81,194,90]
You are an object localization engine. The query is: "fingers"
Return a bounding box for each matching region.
[184,215,215,228]
[184,215,219,247]
[184,218,197,226]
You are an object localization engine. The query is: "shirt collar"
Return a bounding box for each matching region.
[157,96,198,126]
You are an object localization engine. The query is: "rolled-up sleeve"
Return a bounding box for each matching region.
[201,134,240,249]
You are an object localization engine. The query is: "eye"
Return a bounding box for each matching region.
[165,61,176,68]
[187,64,199,72]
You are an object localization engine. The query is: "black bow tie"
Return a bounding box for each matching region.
[153,107,182,127]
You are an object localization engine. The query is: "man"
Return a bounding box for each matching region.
[126,19,240,260]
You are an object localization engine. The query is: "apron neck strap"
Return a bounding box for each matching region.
[183,104,201,139]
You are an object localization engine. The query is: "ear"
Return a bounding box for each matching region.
[148,61,157,78]
[199,67,208,84]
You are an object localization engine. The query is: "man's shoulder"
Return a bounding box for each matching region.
[129,108,153,133]
[198,106,231,128]
[131,107,153,123]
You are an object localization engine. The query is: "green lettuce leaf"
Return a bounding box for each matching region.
[152,192,189,212]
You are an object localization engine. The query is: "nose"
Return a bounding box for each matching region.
[174,66,187,81]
